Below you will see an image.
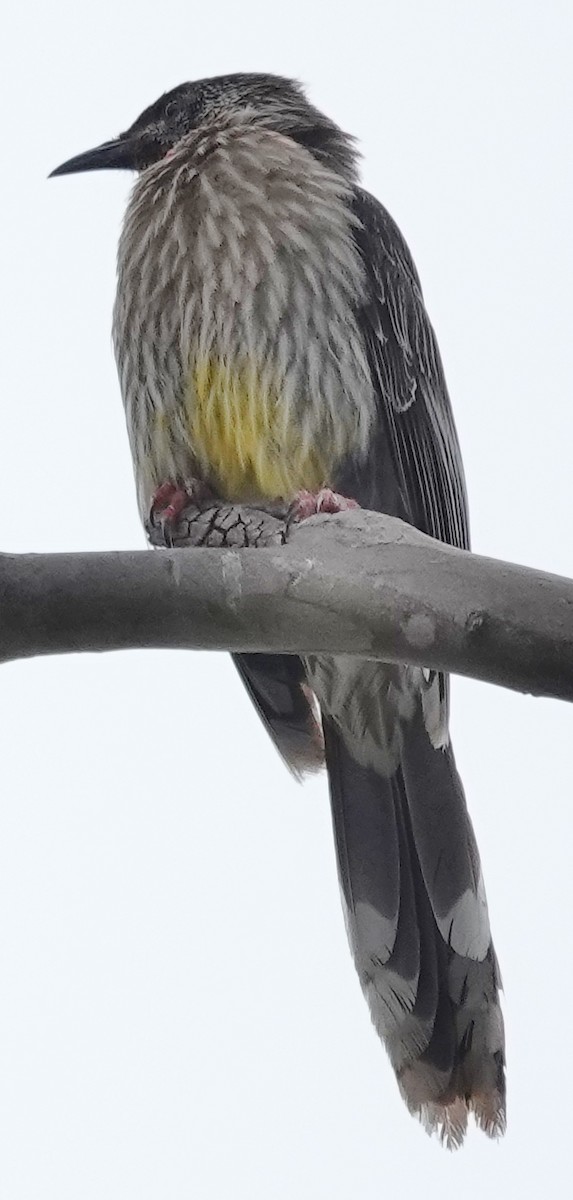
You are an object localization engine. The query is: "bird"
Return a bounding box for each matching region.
[51,72,505,1147]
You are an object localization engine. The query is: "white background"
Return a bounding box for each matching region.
[1,2,571,1196]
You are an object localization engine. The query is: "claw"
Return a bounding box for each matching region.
[150,483,190,526]
[288,488,360,523]
[149,479,212,543]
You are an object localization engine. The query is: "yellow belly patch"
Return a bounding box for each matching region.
[187,358,332,500]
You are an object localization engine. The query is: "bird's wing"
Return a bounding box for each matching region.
[335,185,470,746]
[341,185,469,554]
[232,652,324,778]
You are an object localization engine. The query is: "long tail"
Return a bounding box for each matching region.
[322,702,505,1148]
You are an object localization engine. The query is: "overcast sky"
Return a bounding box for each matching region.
[1,2,572,1196]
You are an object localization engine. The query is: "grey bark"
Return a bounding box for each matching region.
[0,504,572,702]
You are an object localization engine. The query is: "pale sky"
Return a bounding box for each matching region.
[1,2,572,1196]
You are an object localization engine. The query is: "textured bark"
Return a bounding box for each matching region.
[0,504,572,701]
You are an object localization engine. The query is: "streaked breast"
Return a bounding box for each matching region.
[114,121,376,514]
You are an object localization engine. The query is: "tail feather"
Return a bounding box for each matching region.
[322,704,505,1147]
[400,706,491,960]
[237,645,506,1145]
[327,732,402,968]
[384,785,442,1070]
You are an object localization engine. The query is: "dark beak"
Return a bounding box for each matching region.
[49,136,137,177]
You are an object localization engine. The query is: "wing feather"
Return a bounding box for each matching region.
[347,186,470,553]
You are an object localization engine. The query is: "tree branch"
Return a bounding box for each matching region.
[0,504,572,701]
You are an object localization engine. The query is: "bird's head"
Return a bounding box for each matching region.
[50,73,358,180]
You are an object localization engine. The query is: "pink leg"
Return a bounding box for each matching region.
[150,479,212,530]
[289,488,360,523]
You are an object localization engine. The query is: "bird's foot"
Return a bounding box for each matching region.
[149,480,212,540]
[288,488,360,523]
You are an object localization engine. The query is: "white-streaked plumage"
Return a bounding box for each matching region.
[46,72,508,1146]
[113,116,375,519]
